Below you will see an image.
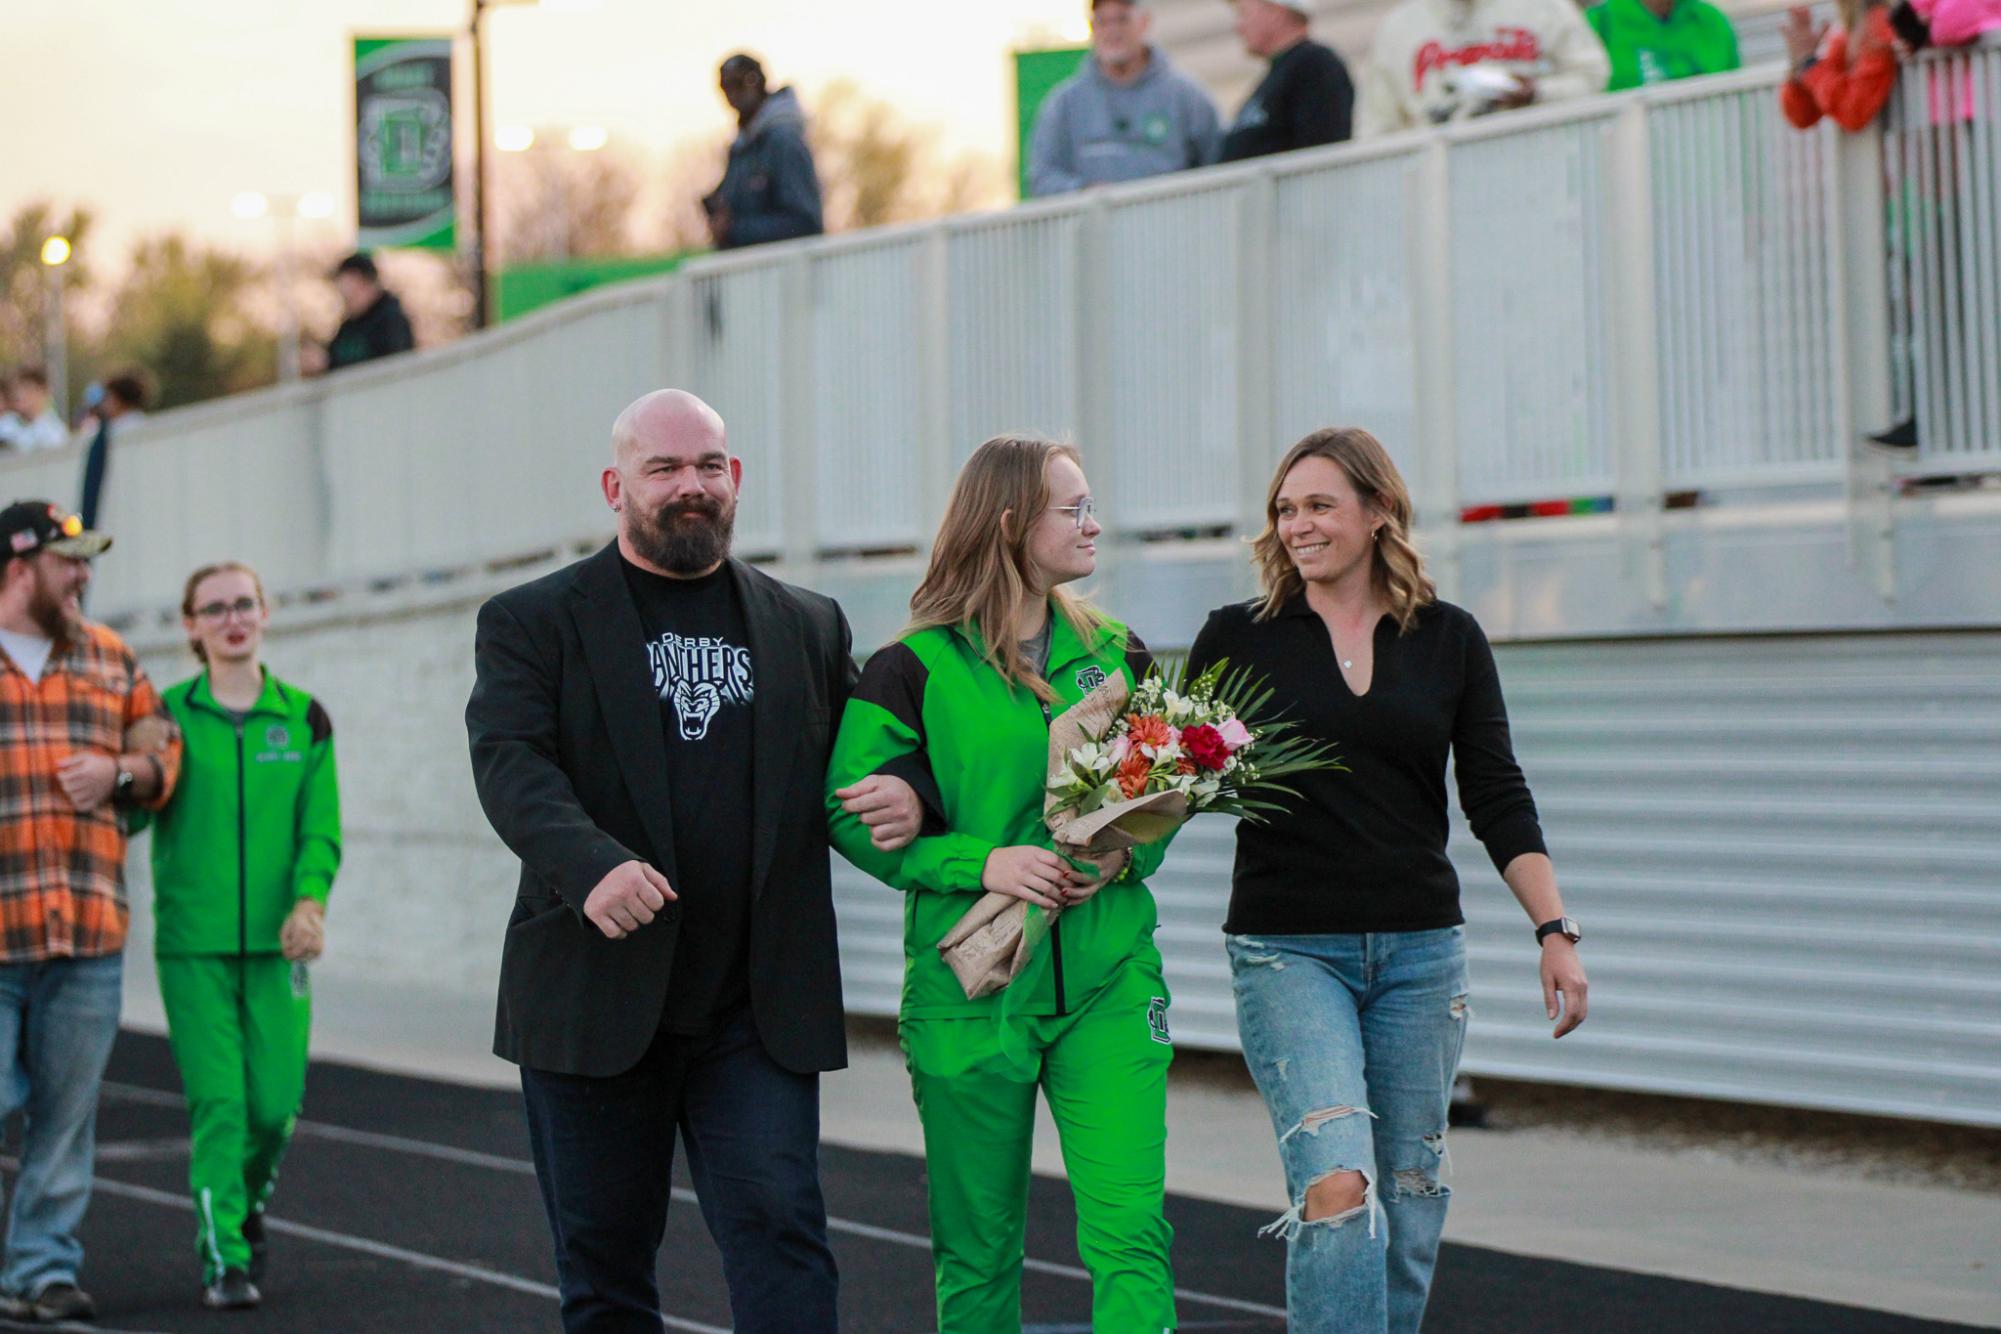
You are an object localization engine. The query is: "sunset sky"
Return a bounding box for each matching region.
[9,0,1098,267]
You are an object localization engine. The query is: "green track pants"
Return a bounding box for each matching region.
[902,958,1177,1333]
[156,955,311,1283]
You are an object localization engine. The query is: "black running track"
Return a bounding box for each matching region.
[4,1031,1983,1334]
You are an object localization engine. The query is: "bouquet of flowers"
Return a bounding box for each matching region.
[938,660,1344,999]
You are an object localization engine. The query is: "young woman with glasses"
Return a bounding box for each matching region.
[826,436,1180,1332]
[147,562,341,1310]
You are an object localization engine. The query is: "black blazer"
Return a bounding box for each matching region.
[466,543,855,1077]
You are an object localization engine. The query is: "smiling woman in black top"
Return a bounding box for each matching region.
[1185,427,1589,1334]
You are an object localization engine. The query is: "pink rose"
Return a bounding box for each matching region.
[1217,718,1252,752]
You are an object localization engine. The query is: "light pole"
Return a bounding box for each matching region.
[39,237,70,420]
[234,191,337,381]
[469,0,596,328]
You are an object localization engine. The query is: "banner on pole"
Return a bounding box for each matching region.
[354,36,456,250]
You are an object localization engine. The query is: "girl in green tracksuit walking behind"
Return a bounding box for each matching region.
[150,562,340,1310]
[828,436,1179,1333]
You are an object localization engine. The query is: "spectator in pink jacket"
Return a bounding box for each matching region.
[1907,0,2001,45]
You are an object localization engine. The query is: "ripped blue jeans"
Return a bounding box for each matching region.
[1227,928,1469,1334]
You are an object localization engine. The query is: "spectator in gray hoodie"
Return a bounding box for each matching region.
[703,54,824,250]
[1027,0,1222,197]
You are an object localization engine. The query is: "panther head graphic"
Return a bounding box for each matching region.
[670,679,723,740]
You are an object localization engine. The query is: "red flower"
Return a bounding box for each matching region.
[1183,723,1232,772]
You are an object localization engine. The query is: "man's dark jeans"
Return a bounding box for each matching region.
[520,1007,838,1334]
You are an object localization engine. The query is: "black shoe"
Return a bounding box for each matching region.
[1867,416,1918,450]
[26,1281,98,1321]
[202,1268,261,1311]
[243,1209,268,1285]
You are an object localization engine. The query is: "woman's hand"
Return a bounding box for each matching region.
[1541,939,1589,1038]
[1055,849,1129,907]
[980,846,1072,910]
[1782,6,1827,66]
[281,898,326,962]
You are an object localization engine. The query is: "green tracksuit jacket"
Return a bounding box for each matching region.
[151,671,341,956]
[149,669,341,1283]
[826,610,1170,1021]
[829,610,1182,1332]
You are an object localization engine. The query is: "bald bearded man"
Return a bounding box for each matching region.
[466,390,922,1333]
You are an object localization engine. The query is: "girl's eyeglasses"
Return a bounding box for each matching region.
[194,597,261,622]
[1048,497,1098,531]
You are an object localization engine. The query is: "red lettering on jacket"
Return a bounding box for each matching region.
[1412,28,1543,87]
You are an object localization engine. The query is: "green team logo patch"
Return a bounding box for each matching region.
[1076,665,1107,693]
[265,725,291,750]
[1147,996,1171,1045]
[1144,114,1170,144]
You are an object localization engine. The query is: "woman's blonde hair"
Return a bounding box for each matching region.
[180,561,266,663]
[907,435,1106,701]
[1250,427,1435,631]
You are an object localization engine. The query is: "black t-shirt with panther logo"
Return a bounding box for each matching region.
[622,556,755,1036]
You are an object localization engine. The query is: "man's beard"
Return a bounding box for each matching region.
[628,493,736,575]
[27,569,83,642]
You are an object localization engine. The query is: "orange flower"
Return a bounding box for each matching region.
[1126,713,1175,753]
[1116,751,1154,798]
[1176,757,1197,776]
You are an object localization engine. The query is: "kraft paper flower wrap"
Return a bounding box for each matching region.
[937,661,1345,1009]
[935,674,1185,1001]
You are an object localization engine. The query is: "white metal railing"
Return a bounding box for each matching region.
[1887,38,2001,470]
[5,48,1994,625]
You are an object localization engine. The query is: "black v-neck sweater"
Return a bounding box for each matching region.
[1185,596,1546,934]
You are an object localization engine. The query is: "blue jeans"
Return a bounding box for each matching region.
[0,954,124,1298]
[1227,928,1469,1334]
[519,1007,838,1334]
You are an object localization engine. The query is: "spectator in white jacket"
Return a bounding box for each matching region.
[1357,0,1611,135]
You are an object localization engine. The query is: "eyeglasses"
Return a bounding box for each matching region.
[194,597,261,622]
[1048,497,1098,531]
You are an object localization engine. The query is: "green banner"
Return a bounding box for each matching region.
[496,254,695,324]
[1013,46,1091,199]
[354,36,456,251]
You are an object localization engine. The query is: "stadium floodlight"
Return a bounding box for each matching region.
[496,124,536,153]
[567,125,608,152]
[40,236,71,267]
[232,192,271,221]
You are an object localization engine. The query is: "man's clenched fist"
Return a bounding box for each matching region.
[583,861,677,940]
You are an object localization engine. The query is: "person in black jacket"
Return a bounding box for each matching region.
[702,54,824,250]
[1185,427,1589,1334]
[301,253,413,375]
[1220,0,1355,161]
[464,389,921,1334]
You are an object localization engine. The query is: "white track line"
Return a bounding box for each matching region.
[31,1171,728,1334]
[101,1079,1287,1321]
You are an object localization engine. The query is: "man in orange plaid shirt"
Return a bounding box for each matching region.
[0,500,181,1324]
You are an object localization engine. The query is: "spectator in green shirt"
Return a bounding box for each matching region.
[1588,0,1742,90]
